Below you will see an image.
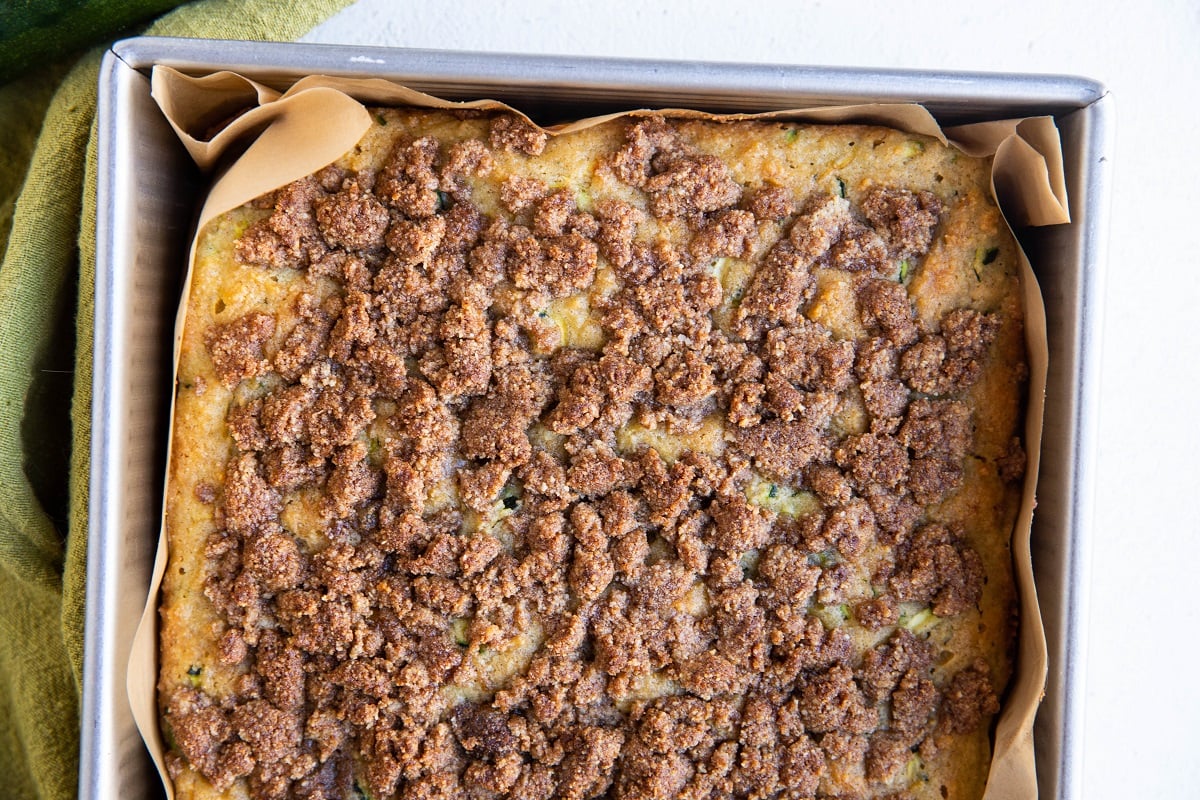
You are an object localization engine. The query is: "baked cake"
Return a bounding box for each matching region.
[160,109,1026,800]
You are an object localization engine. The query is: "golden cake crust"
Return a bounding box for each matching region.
[160,109,1024,800]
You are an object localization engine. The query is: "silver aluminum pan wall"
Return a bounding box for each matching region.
[86,37,1111,800]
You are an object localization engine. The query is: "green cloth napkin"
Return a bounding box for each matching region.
[0,1,190,84]
[0,1,353,797]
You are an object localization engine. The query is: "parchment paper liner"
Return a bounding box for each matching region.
[131,65,1065,800]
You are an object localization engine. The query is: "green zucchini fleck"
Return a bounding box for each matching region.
[901,139,927,160]
[971,247,993,281]
[498,482,521,513]
[812,602,850,630]
[574,183,595,212]
[898,259,911,282]
[905,753,930,784]
[900,607,939,637]
[374,112,388,127]
[186,664,203,688]
[785,128,799,143]
[975,245,1000,267]
[162,719,179,752]
[836,177,847,199]
[807,549,838,568]
[450,618,470,647]
[738,550,760,581]
[367,437,384,466]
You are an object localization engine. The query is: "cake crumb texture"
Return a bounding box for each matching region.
[161,110,1025,800]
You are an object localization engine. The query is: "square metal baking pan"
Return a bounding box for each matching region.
[86,36,1111,800]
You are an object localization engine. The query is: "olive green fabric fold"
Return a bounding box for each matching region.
[0,1,192,84]
[0,1,353,796]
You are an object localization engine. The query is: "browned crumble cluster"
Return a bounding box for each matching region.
[168,114,1019,800]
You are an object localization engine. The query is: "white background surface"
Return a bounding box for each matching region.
[305,3,1200,798]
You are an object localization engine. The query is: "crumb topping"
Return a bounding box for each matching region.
[170,113,1022,800]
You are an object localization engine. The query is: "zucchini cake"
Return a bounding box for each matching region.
[161,109,1026,800]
